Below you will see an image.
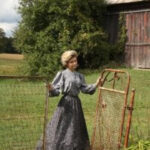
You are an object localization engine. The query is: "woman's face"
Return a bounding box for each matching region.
[67,56,78,71]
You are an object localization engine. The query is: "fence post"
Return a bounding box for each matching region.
[43,81,49,150]
[124,89,135,147]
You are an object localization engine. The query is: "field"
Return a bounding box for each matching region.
[0,53,149,149]
[0,53,24,75]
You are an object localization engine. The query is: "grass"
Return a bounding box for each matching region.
[0,54,149,149]
[0,53,24,75]
[0,53,24,60]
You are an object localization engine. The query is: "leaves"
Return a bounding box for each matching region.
[127,140,150,150]
[0,28,17,53]
[14,0,109,75]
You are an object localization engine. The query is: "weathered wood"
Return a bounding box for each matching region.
[106,1,150,69]
[125,11,150,68]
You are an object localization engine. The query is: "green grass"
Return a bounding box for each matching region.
[0,56,150,149]
[0,58,24,75]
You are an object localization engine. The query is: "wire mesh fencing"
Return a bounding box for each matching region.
[0,70,135,150]
[0,76,49,150]
[91,69,135,150]
[96,90,125,150]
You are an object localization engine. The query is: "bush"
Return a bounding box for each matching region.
[14,0,109,76]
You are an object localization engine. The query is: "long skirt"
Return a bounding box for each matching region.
[36,94,90,150]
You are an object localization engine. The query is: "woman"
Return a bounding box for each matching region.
[36,50,101,150]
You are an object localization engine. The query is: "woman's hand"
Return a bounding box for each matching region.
[95,76,102,88]
[46,83,53,91]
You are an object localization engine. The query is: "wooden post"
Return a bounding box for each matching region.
[118,73,130,149]
[43,81,49,150]
[124,89,135,148]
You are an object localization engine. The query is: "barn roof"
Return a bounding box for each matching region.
[106,0,145,5]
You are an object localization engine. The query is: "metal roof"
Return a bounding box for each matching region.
[106,0,145,4]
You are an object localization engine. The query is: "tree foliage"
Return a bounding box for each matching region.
[0,28,17,53]
[0,28,6,52]
[109,14,127,62]
[14,0,109,76]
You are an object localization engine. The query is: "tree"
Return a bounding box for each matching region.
[14,0,109,76]
[0,28,18,53]
[0,28,6,53]
[4,37,18,53]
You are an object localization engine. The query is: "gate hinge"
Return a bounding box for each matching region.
[125,105,134,111]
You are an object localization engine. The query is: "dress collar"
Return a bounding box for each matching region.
[66,68,76,73]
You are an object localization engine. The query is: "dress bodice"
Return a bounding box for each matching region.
[49,68,97,97]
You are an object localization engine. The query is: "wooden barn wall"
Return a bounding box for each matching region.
[106,2,150,69]
[125,11,150,68]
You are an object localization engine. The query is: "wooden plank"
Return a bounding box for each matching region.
[144,12,147,43]
[132,14,135,43]
[133,46,137,67]
[147,12,150,43]
[125,45,129,67]
[135,14,138,43]
[141,12,144,43]
[131,14,133,43]
[126,43,150,46]
[139,45,144,68]
[139,13,142,43]
[136,46,140,68]
[136,46,140,67]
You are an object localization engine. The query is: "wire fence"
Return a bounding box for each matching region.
[97,89,125,150]
[0,76,48,150]
[0,71,136,150]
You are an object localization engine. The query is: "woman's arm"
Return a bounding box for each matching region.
[48,71,64,97]
[80,74,100,95]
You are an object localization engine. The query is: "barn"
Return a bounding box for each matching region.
[106,0,150,69]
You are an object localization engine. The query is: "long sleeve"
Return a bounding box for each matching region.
[49,71,64,97]
[80,74,97,95]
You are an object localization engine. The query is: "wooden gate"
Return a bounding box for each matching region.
[125,11,150,68]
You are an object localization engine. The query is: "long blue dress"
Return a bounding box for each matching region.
[36,68,97,150]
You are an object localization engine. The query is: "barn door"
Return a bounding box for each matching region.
[125,11,150,69]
